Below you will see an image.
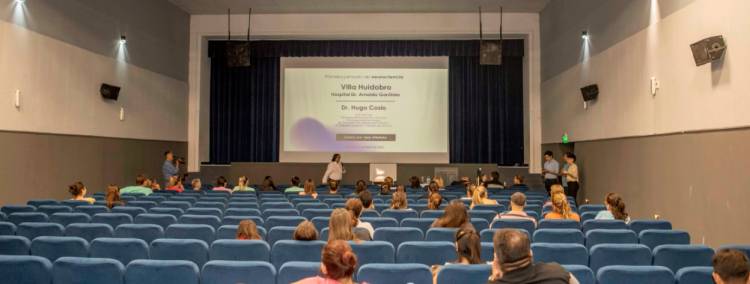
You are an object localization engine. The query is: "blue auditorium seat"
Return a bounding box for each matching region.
[596,265,674,284]
[578,204,606,215]
[224,208,261,217]
[533,228,585,245]
[585,229,638,249]
[400,218,435,234]
[31,236,89,261]
[150,238,209,267]
[209,239,270,261]
[361,217,399,229]
[260,202,294,211]
[471,218,490,231]
[538,219,580,230]
[17,222,64,239]
[265,216,306,228]
[397,241,456,266]
[0,212,5,221]
[719,245,750,258]
[65,223,113,241]
[639,229,690,250]
[184,208,224,218]
[490,218,536,236]
[262,209,300,219]
[381,209,419,223]
[580,211,598,223]
[139,196,167,204]
[91,213,133,228]
[296,202,329,212]
[124,259,199,284]
[481,242,494,262]
[50,212,91,226]
[472,204,505,213]
[124,201,158,211]
[653,244,714,273]
[179,214,222,228]
[420,210,444,219]
[53,257,125,284]
[589,244,653,273]
[531,243,588,266]
[114,224,164,243]
[221,215,261,226]
[169,196,198,204]
[360,210,380,218]
[63,201,92,207]
[0,221,16,235]
[201,260,276,284]
[268,226,297,245]
[629,220,672,235]
[193,201,226,211]
[271,240,326,268]
[311,216,330,230]
[9,212,49,224]
[37,205,73,216]
[1,205,36,215]
[426,228,459,242]
[350,241,395,267]
[165,224,215,243]
[358,263,432,284]
[561,265,595,284]
[111,206,148,218]
[469,210,498,223]
[277,261,321,284]
[148,207,184,217]
[436,264,492,284]
[0,255,53,284]
[159,201,192,211]
[134,213,177,228]
[0,235,30,255]
[675,266,713,284]
[90,238,149,265]
[302,209,334,220]
[27,199,59,207]
[373,227,423,249]
[75,205,109,216]
[582,219,627,233]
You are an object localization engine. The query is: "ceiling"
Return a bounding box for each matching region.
[168,0,550,14]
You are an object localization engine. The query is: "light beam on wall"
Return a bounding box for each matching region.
[579,29,592,79]
[646,0,661,75]
[10,0,29,27]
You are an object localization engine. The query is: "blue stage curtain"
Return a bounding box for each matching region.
[208,40,524,165]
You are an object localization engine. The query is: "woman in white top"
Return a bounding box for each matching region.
[322,153,345,184]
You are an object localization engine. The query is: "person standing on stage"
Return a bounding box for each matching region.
[541,151,560,195]
[162,150,179,183]
[322,153,345,184]
[561,152,580,200]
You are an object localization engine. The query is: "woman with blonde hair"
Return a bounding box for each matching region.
[461,184,476,200]
[434,176,445,189]
[470,185,498,209]
[236,220,262,240]
[427,192,443,210]
[233,176,255,192]
[390,191,409,210]
[293,221,319,241]
[328,208,354,241]
[544,192,580,221]
[300,179,318,199]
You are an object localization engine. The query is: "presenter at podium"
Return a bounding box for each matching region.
[322,153,346,184]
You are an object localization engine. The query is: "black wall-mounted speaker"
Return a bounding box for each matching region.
[480,41,502,65]
[100,84,121,100]
[580,84,599,102]
[226,41,251,67]
[690,35,726,66]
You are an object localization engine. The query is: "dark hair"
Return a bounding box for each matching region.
[331,153,341,162]
[605,193,628,220]
[164,150,172,156]
[291,176,301,187]
[293,221,319,241]
[491,171,500,179]
[409,176,421,189]
[514,175,524,184]
[713,249,750,282]
[510,192,526,207]
[390,191,407,209]
[355,180,367,194]
[359,191,373,208]
[321,240,357,280]
[236,220,261,240]
[68,182,85,197]
[328,179,339,192]
[216,176,227,187]
[565,152,577,162]
[434,200,469,228]
[427,193,443,210]
[455,228,482,264]
[379,183,391,195]
[135,174,147,186]
[105,185,122,209]
[544,150,553,157]
[493,229,533,272]
[345,198,363,225]
[427,181,439,193]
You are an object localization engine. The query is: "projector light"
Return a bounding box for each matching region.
[119,35,127,45]
[581,30,589,40]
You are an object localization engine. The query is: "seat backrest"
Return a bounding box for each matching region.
[224,208,261,217]
[148,207,184,217]
[397,241,456,266]
[490,218,536,236]
[561,265,595,284]
[373,227,423,249]
[0,235,31,255]
[638,229,690,250]
[531,243,588,266]
[381,209,419,222]
[64,223,113,241]
[124,259,199,284]
[350,241,395,267]
[361,217,399,229]
[9,212,49,225]
[17,222,65,239]
[311,217,330,230]
[193,201,226,211]
[277,261,321,284]
[629,220,672,235]
[0,255,53,284]
[589,244,653,273]
[425,228,458,242]
[200,260,276,284]
[169,196,198,204]
[27,200,60,207]
[357,263,432,284]
[134,213,177,229]
[436,264,492,284]
[267,226,297,245]
[49,213,91,226]
[111,207,148,218]
[585,229,638,250]
[420,210,444,219]
[209,239,270,261]
[31,236,89,261]
[296,203,329,212]
[262,209,301,219]
[123,201,158,211]
[270,240,326,269]
[164,224,215,244]
[301,209,334,220]
[159,201,192,211]
[265,216,306,229]
[582,219,628,233]
[75,205,109,216]
[538,219,581,230]
[114,224,164,243]
[360,210,380,218]
[37,205,73,216]
[652,244,714,273]
[139,196,167,203]
[53,256,125,284]
[0,221,17,236]
[91,213,133,228]
[1,205,37,215]
[472,204,504,213]
[469,210,497,223]
[580,211,598,223]
[533,228,585,245]
[150,238,209,267]
[90,237,149,265]
[400,218,435,234]
[260,202,294,211]
[578,204,606,215]
[470,218,490,231]
[179,214,222,229]
[675,266,713,284]
[596,265,674,284]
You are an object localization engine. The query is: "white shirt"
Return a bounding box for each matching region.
[356,220,375,239]
[543,159,560,180]
[322,161,345,183]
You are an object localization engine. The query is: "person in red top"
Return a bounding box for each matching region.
[294,240,365,284]
[165,175,184,193]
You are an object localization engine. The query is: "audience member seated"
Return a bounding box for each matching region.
[233,176,256,192]
[396,185,406,193]
[450,176,470,187]
[260,176,277,191]
[461,184,476,200]
[508,175,528,191]
[384,176,395,190]
[120,174,153,196]
[354,180,368,195]
[432,227,483,283]
[68,181,96,204]
[427,193,443,210]
[492,192,537,227]
[359,191,375,210]
[595,192,630,224]
[293,221,319,241]
[543,185,565,207]
[329,208,354,241]
[190,178,202,191]
[390,191,409,210]
[300,179,318,199]
[236,220,262,240]
[105,185,125,209]
[712,249,750,284]
[294,240,360,284]
[379,183,392,196]
[420,181,440,200]
[470,186,498,209]
[488,229,578,283]
[484,171,505,188]
[212,176,232,193]
[346,199,374,239]
[325,179,340,194]
[434,176,446,190]
[409,176,422,190]
[283,176,304,194]
[147,178,161,191]
[165,176,184,193]
[432,200,473,230]
[544,192,580,222]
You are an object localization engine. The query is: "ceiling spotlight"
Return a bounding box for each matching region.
[15,0,26,3]
[119,35,127,45]
[581,30,589,40]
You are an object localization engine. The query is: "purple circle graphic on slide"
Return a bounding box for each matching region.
[290,117,367,151]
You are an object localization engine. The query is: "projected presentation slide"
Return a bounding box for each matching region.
[280,57,449,163]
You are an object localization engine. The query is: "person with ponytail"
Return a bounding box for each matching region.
[105,185,124,209]
[543,192,580,222]
[294,240,364,284]
[595,192,631,223]
[431,228,482,283]
[469,185,498,209]
[68,182,95,204]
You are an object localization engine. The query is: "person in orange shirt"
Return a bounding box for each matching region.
[544,192,580,222]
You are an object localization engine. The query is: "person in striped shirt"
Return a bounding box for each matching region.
[491,192,537,227]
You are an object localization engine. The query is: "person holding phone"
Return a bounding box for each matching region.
[322,153,345,184]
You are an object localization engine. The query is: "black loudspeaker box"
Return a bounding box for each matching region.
[100,84,121,100]
[226,41,251,67]
[690,35,726,66]
[480,41,502,65]
[580,84,599,102]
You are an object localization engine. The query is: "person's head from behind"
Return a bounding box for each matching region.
[564,152,576,164]
[390,191,408,209]
[331,153,341,163]
[605,192,628,220]
[191,178,202,190]
[493,229,533,273]
[164,150,173,161]
[428,181,439,193]
[329,208,353,241]
[216,176,227,187]
[237,176,248,187]
[455,228,482,264]
[384,176,394,186]
[434,176,445,188]
[428,192,443,210]
[712,249,750,284]
[466,184,476,198]
[472,185,488,205]
[491,171,500,181]
[396,184,405,193]
[135,174,148,186]
[355,179,367,193]
[290,176,301,187]
[293,221,319,241]
[551,192,572,218]
[345,198,364,221]
[409,176,420,188]
[513,175,524,185]
[543,150,553,161]
[68,181,86,198]
[167,176,179,187]
[105,184,120,208]
[359,190,373,209]
[510,192,526,211]
[236,220,261,240]
[438,200,469,228]
[319,240,357,281]
[550,184,564,197]
[263,176,274,187]
[304,179,317,195]
[328,179,340,192]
